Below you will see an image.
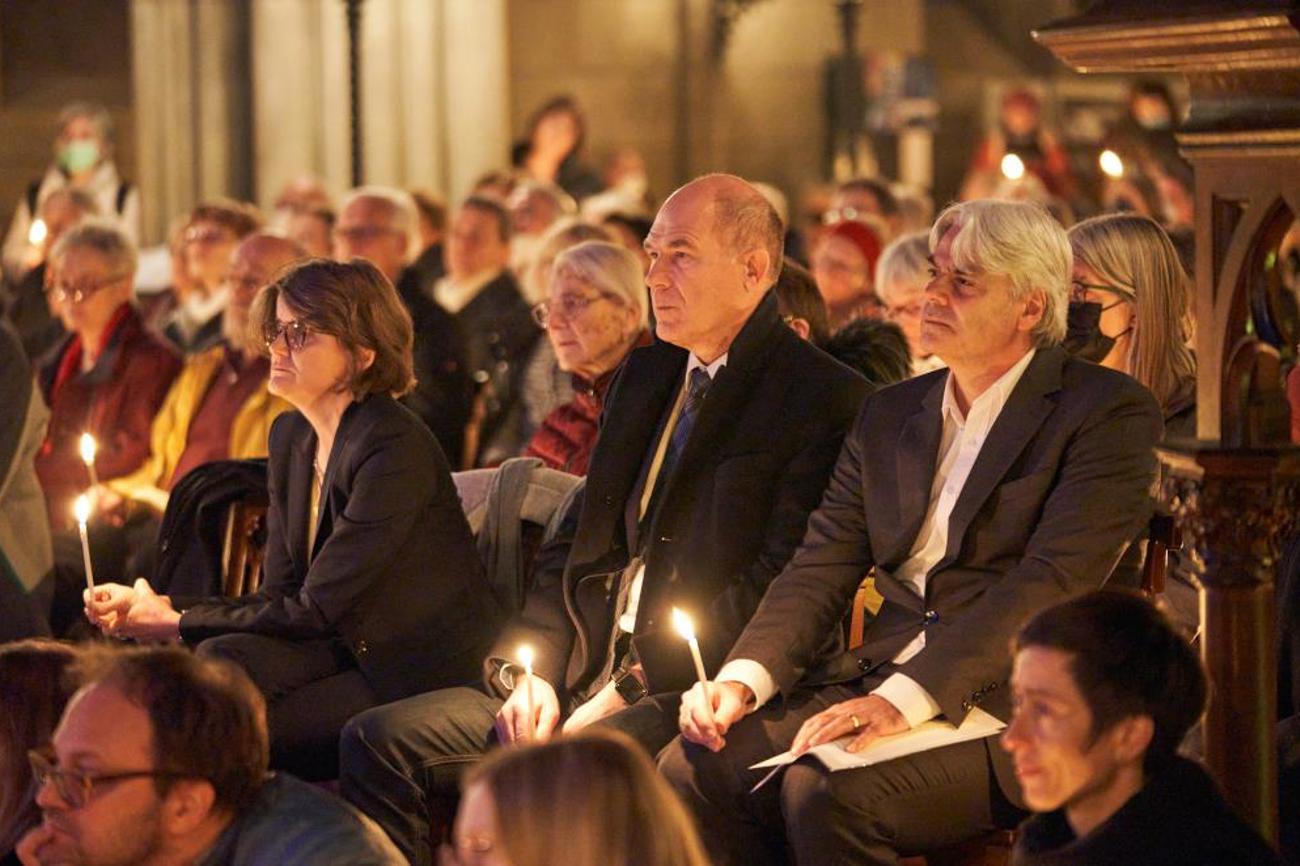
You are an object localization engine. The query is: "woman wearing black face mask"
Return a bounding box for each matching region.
[1065,213,1196,438]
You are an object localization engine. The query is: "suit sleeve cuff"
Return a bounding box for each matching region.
[715,659,777,709]
[871,673,941,728]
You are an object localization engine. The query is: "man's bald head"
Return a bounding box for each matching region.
[224,232,309,350]
[665,174,784,289]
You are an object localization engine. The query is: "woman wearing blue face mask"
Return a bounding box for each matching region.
[1,102,140,287]
[1065,213,1197,438]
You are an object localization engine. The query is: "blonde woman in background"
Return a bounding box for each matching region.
[1066,213,1197,437]
[443,730,711,866]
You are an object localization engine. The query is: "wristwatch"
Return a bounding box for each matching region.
[612,666,648,705]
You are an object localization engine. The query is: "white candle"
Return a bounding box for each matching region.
[74,495,95,592]
[79,433,99,489]
[672,607,709,684]
[518,645,536,740]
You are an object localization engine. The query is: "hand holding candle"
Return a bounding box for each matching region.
[518,644,536,740]
[672,607,709,684]
[79,433,99,488]
[74,494,95,593]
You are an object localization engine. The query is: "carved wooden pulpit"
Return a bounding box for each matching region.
[1036,0,1300,843]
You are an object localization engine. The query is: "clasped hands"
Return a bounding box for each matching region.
[83,578,183,642]
[494,671,632,744]
[678,681,908,754]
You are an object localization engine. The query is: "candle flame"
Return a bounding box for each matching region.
[79,433,98,466]
[1000,153,1026,181]
[1099,149,1125,179]
[28,218,48,247]
[518,644,534,672]
[672,607,696,642]
[74,494,92,525]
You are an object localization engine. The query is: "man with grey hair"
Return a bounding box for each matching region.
[3,102,140,286]
[662,198,1165,866]
[335,186,472,463]
[339,173,869,866]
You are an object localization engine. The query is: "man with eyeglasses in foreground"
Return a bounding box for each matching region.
[16,645,403,866]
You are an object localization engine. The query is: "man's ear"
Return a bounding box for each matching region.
[161,779,219,836]
[741,248,772,293]
[787,316,812,341]
[1018,288,1046,335]
[1107,714,1155,764]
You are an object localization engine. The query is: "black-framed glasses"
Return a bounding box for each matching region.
[264,319,314,352]
[45,272,131,305]
[1070,279,1135,304]
[28,748,193,810]
[531,293,614,328]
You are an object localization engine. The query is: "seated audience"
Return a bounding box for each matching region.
[164,199,263,354]
[0,640,79,864]
[14,646,403,866]
[35,221,181,533]
[522,241,650,475]
[876,230,946,376]
[339,174,869,866]
[102,233,302,518]
[825,177,902,240]
[774,260,830,346]
[0,324,55,641]
[661,199,1163,866]
[1066,213,1197,437]
[434,195,540,466]
[336,186,472,463]
[4,188,97,363]
[1004,590,1278,865]
[811,218,885,331]
[449,730,710,866]
[3,102,140,287]
[408,188,448,288]
[961,87,1076,202]
[508,181,577,284]
[822,318,913,392]
[85,260,501,780]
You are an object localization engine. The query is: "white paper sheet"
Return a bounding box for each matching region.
[748,707,1006,792]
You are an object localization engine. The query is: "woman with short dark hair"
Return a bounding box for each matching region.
[86,259,501,779]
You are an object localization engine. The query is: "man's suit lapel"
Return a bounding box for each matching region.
[892,375,945,563]
[938,348,1064,568]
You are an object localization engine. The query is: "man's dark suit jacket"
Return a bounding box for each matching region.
[395,267,473,466]
[726,347,1163,799]
[454,270,541,461]
[490,291,870,700]
[179,394,501,702]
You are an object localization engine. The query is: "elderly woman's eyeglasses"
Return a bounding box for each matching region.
[531,293,615,328]
[28,748,192,810]
[1069,280,1135,305]
[45,272,130,305]
[264,319,315,352]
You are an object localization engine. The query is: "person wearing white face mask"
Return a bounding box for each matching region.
[3,103,140,287]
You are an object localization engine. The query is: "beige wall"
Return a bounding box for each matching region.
[507,0,924,210]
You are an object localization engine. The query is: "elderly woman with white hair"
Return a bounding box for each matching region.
[875,230,947,377]
[523,241,650,475]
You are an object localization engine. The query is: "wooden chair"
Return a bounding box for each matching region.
[220,496,269,597]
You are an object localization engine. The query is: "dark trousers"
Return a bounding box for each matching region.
[657,682,1021,866]
[197,633,376,781]
[339,685,682,866]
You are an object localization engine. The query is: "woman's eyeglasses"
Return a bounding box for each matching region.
[531,293,614,328]
[45,273,130,305]
[1069,280,1135,304]
[264,319,314,352]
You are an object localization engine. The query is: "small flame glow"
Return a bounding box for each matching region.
[517,645,534,672]
[74,494,92,525]
[1000,153,1026,181]
[672,607,696,642]
[79,433,98,466]
[1099,149,1125,179]
[28,219,48,247]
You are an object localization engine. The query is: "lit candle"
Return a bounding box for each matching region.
[79,433,99,488]
[74,495,95,592]
[28,218,48,247]
[672,607,709,684]
[1000,153,1026,182]
[1099,149,1125,179]
[518,644,536,740]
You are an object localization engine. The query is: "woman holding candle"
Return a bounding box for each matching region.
[85,259,502,780]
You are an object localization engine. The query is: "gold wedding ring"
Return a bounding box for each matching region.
[850,713,862,731]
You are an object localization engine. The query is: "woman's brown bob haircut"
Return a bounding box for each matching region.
[253,258,416,398]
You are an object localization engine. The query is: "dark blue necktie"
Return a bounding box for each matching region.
[640,367,713,535]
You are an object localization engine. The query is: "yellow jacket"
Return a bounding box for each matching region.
[108,344,291,513]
